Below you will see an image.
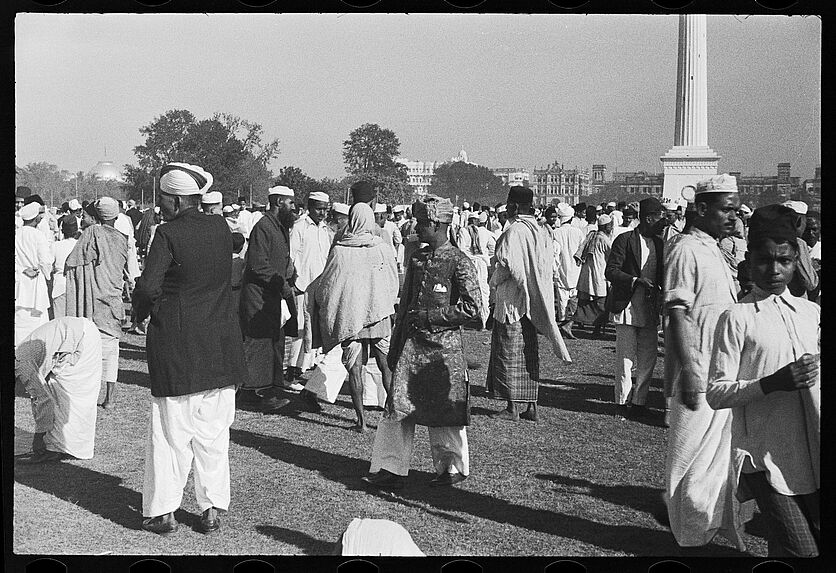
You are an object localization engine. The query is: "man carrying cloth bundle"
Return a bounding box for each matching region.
[707,204,819,557]
[363,195,482,489]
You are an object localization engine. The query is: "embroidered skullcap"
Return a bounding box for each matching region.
[413,194,454,224]
[332,202,350,216]
[478,212,488,224]
[640,197,664,217]
[95,197,120,220]
[748,204,799,245]
[782,200,808,215]
[308,191,330,204]
[19,202,40,221]
[695,173,738,194]
[350,180,375,204]
[222,205,235,214]
[597,214,612,226]
[507,185,533,204]
[268,185,294,197]
[202,191,223,205]
[159,162,213,196]
[557,203,574,223]
[68,199,82,211]
[374,203,388,214]
[497,204,507,214]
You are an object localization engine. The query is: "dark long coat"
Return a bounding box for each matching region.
[239,210,298,339]
[388,242,481,427]
[604,228,664,314]
[133,208,247,398]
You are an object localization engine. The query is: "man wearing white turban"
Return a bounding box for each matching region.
[133,162,247,536]
[15,202,54,346]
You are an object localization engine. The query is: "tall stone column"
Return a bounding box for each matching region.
[661,14,720,200]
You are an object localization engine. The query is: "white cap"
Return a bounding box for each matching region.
[478,212,488,223]
[154,206,161,214]
[595,205,603,211]
[308,191,330,203]
[782,200,808,215]
[606,201,616,207]
[332,202,350,215]
[19,202,40,221]
[462,202,470,209]
[393,205,405,213]
[202,191,223,205]
[738,204,752,215]
[597,214,612,226]
[268,185,294,197]
[661,198,678,211]
[222,205,235,214]
[467,211,480,220]
[68,199,82,211]
[231,203,240,210]
[374,204,387,214]
[497,205,507,214]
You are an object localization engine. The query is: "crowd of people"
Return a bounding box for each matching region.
[14,166,820,557]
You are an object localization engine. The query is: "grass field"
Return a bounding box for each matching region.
[13,325,769,556]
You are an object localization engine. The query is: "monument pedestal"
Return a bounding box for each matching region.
[661,146,720,201]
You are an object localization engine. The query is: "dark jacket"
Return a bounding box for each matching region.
[133,208,247,398]
[604,229,664,314]
[126,207,143,230]
[239,210,298,338]
[389,243,481,427]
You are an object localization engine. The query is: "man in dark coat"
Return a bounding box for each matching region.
[125,199,143,230]
[362,195,482,490]
[133,162,247,537]
[237,185,299,412]
[605,197,667,420]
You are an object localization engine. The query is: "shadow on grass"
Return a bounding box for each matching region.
[230,428,743,556]
[537,379,668,415]
[117,368,151,389]
[534,473,666,516]
[255,525,335,555]
[14,457,145,531]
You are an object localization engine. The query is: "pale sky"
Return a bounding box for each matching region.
[15,13,821,181]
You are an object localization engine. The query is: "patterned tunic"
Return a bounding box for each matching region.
[389,242,481,427]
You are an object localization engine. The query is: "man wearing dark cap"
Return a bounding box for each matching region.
[486,186,571,422]
[707,204,820,557]
[662,174,747,550]
[605,197,667,421]
[363,195,482,489]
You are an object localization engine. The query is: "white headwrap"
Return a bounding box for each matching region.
[201,191,223,205]
[159,162,213,196]
[19,203,40,221]
[557,203,574,223]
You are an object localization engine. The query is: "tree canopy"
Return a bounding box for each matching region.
[342,123,407,179]
[430,161,508,206]
[15,162,124,207]
[273,166,318,203]
[124,109,280,205]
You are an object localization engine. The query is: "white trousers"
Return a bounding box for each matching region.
[369,418,469,478]
[288,293,315,370]
[614,324,658,406]
[142,385,235,517]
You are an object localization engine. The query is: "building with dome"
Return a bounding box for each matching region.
[89,160,125,183]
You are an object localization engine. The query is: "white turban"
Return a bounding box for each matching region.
[160,162,213,196]
[268,185,294,197]
[19,202,40,221]
[782,200,808,215]
[557,203,574,223]
[96,197,120,220]
[597,214,612,226]
[201,191,223,205]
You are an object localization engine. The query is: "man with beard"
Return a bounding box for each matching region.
[237,185,299,413]
[605,197,667,421]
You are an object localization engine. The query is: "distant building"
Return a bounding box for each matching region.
[610,171,664,197]
[802,166,821,212]
[396,157,442,197]
[729,163,802,207]
[491,167,530,187]
[89,160,124,182]
[531,162,590,205]
[590,164,607,195]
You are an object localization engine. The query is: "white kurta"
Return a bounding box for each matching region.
[115,213,141,281]
[456,225,495,327]
[288,214,334,369]
[143,385,236,517]
[663,227,744,550]
[15,225,54,347]
[15,317,102,459]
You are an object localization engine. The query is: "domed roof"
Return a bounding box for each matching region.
[89,161,123,182]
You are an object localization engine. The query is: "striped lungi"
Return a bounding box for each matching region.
[486,316,539,402]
